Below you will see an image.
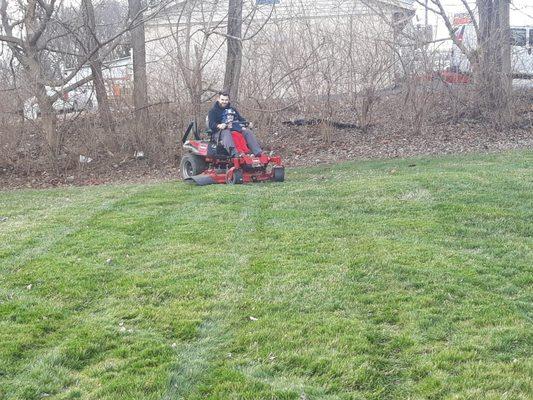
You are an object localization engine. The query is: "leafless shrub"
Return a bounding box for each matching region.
[1,0,530,178]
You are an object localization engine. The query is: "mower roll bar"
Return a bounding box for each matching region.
[182,121,201,144]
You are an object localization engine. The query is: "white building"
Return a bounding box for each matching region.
[62,55,134,100]
[144,0,416,102]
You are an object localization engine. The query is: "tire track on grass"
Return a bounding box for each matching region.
[163,192,260,399]
[1,184,203,398]
[0,186,146,274]
[0,187,147,311]
[0,186,155,396]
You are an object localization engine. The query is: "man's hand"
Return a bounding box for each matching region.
[248,122,254,129]
[217,123,227,130]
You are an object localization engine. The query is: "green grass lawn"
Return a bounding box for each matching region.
[0,151,532,400]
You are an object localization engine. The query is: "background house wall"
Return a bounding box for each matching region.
[144,0,415,105]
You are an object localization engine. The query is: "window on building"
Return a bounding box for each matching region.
[530,29,533,46]
[256,0,279,5]
[510,28,527,46]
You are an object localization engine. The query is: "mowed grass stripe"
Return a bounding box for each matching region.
[1,184,219,398]
[0,186,137,266]
[0,150,532,399]
[165,198,265,399]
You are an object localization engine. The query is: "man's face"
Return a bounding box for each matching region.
[218,94,230,108]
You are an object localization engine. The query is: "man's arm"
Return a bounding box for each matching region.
[208,107,220,132]
[234,109,253,128]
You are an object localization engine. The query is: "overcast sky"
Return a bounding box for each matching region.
[414,0,533,40]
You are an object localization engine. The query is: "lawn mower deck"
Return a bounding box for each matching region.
[180,122,285,185]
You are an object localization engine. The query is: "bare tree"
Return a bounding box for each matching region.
[0,0,82,159]
[81,0,115,134]
[0,0,167,163]
[476,0,511,112]
[238,1,403,133]
[223,0,243,101]
[165,0,224,119]
[412,0,511,115]
[148,0,275,120]
[128,0,149,125]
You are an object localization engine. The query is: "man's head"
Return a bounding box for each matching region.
[217,91,230,108]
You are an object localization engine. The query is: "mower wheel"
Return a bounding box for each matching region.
[227,168,244,184]
[273,167,285,182]
[180,154,207,180]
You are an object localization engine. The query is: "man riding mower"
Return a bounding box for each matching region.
[179,92,285,185]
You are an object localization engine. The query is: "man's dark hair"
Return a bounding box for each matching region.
[218,90,230,97]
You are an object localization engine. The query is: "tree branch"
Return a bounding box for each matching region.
[29,0,57,46]
[0,34,23,46]
[459,0,479,38]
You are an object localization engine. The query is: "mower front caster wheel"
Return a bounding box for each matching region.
[273,167,285,182]
[180,154,207,180]
[227,168,244,184]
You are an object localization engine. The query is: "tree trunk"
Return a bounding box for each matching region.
[35,83,59,158]
[23,1,61,161]
[475,0,511,116]
[41,105,59,156]
[82,0,115,135]
[223,0,243,102]
[90,62,115,132]
[128,0,149,127]
[26,52,60,160]
[499,0,511,109]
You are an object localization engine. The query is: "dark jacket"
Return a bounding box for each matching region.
[208,101,245,132]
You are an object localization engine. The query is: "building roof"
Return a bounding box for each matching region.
[148,0,415,27]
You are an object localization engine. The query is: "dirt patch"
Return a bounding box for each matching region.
[0,160,181,190]
[264,120,533,167]
[2,120,531,191]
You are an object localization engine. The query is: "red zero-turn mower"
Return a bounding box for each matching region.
[180,121,285,186]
